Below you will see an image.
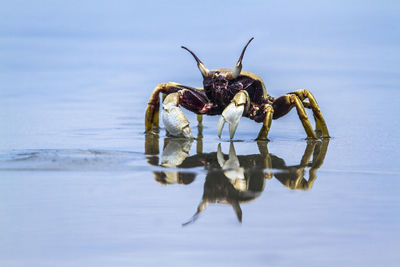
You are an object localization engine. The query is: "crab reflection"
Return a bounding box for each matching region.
[145,134,329,224]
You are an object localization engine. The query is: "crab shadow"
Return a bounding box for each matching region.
[145,134,329,225]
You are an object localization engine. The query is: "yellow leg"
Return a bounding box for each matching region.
[313,114,323,136]
[197,114,203,136]
[145,83,163,132]
[196,115,203,154]
[290,94,317,139]
[292,89,329,137]
[145,102,159,132]
[256,104,274,140]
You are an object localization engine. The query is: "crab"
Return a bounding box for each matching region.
[145,37,329,140]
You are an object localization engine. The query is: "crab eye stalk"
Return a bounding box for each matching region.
[181,46,211,78]
[232,37,254,79]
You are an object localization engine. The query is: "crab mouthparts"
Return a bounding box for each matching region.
[214,84,227,90]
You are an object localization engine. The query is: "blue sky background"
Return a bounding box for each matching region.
[1,0,399,89]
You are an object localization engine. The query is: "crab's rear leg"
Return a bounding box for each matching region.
[291,89,329,138]
[272,94,317,139]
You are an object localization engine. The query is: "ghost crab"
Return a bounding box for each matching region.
[145,38,329,140]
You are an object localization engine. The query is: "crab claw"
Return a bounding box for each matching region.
[217,91,249,139]
[162,93,193,138]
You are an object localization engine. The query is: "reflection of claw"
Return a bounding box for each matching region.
[162,93,193,138]
[161,139,193,168]
[217,91,249,139]
[158,138,194,185]
[217,143,240,170]
[217,143,246,190]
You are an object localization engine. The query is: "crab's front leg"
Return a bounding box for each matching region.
[145,82,210,134]
[217,90,250,139]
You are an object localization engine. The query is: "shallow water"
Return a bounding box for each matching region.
[1,1,400,266]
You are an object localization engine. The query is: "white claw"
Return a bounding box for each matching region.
[162,93,193,138]
[182,125,192,138]
[217,102,244,139]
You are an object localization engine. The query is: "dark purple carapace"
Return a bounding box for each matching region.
[202,72,268,114]
[204,74,231,108]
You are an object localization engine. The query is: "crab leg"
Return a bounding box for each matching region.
[196,115,203,154]
[162,92,193,138]
[272,94,317,139]
[217,90,250,139]
[256,104,274,140]
[291,89,329,137]
[290,94,317,138]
